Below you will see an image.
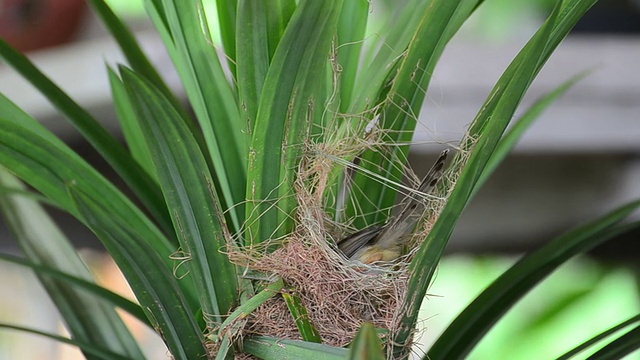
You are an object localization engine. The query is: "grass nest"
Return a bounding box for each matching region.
[225,138,462,358]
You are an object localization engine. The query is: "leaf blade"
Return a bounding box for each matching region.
[347,323,385,360]
[121,67,238,325]
[0,169,145,360]
[0,39,171,233]
[242,336,347,360]
[159,0,247,232]
[557,314,640,360]
[396,1,598,352]
[426,201,640,360]
[236,0,296,131]
[475,70,590,190]
[282,291,322,343]
[71,185,208,360]
[87,0,173,100]
[0,253,148,327]
[343,0,479,228]
[246,0,343,245]
[585,325,640,360]
[0,323,131,360]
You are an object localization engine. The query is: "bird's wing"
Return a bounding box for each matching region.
[337,225,383,258]
[374,149,449,248]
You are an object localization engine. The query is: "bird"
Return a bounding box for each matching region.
[337,149,449,264]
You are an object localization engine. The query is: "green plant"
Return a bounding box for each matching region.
[0,0,638,359]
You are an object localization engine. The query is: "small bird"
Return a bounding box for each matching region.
[337,149,449,264]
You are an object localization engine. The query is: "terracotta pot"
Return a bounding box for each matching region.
[0,0,86,52]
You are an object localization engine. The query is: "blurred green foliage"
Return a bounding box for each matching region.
[422,256,640,359]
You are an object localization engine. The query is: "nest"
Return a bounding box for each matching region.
[223,136,464,358]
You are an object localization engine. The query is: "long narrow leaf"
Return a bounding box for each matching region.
[86,0,172,100]
[158,0,247,233]
[354,0,438,106]
[236,0,296,131]
[351,0,479,129]
[265,1,297,60]
[426,202,640,360]
[70,186,207,360]
[245,0,343,245]
[586,325,640,360]
[0,113,201,318]
[0,323,131,360]
[108,67,157,179]
[0,93,76,158]
[145,0,169,33]
[121,67,238,325]
[216,278,284,342]
[344,0,479,229]
[557,314,640,360]
[242,336,348,359]
[0,253,147,326]
[336,0,369,113]
[215,333,233,360]
[0,40,171,234]
[0,118,175,259]
[475,69,590,191]
[282,291,322,343]
[347,323,385,360]
[0,169,145,360]
[396,1,597,352]
[0,117,200,309]
[466,0,598,140]
[235,0,271,133]
[215,0,238,77]
[94,2,206,160]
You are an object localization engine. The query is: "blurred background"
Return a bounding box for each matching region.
[0,0,638,359]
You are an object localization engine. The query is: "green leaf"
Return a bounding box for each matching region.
[144,0,170,34]
[0,169,145,360]
[215,0,238,77]
[396,1,598,353]
[354,0,440,106]
[0,253,148,327]
[0,115,199,309]
[236,0,296,131]
[282,290,322,343]
[426,201,640,360]
[265,1,297,60]
[86,0,173,100]
[0,323,131,360]
[121,67,238,325]
[351,0,479,126]
[465,0,598,142]
[336,0,369,112]
[586,325,640,360]
[0,92,75,158]
[558,314,640,360]
[216,278,284,342]
[347,323,385,360]
[0,184,53,206]
[245,0,343,245]
[0,118,175,259]
[108,67,157,181]
[242,336,348,360]
[71,185,208,360]
[158,0,247,233]
[235,0,271,135]
[0,39,171,234]
[475,69,590,190]
[344,0,479,229]
[215,332,233,360]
